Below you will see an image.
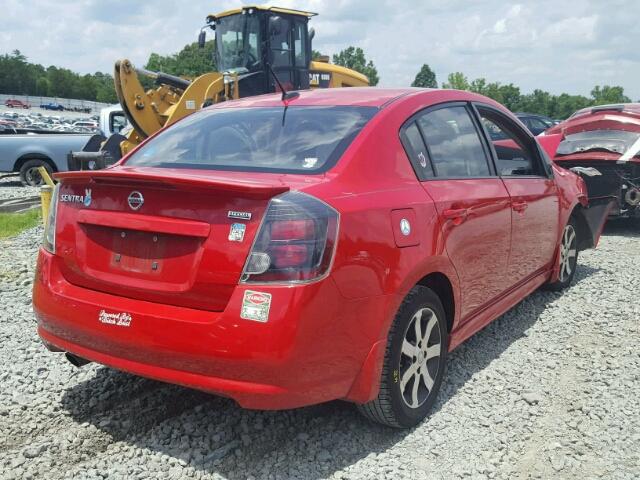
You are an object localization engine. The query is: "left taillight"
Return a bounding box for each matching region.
[43,183,60,254]
[241,191,339,284]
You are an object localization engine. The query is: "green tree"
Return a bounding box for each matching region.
[411,64,437,88]
[442,72,469,90]
[469,77,487,95]
[0,50,118,102]
[311,49,324,60]
[145,40,216,77]
[553,93,592,119]
[332,46,379,86]
[590,85,631,105]
[35,77,50,96]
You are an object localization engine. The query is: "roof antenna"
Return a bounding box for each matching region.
[266,62,299,102]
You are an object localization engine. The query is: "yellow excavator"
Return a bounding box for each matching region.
[69,6,369,170]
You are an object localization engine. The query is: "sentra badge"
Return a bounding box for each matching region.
[228,210,252,220]
[98,309,132,327]
[60,188,92,205]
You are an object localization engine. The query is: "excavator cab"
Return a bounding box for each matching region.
[204,6,315,97]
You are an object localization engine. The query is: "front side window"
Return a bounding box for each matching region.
[479,109,543,176]
[126,106,376,174]
[417,106,491,177]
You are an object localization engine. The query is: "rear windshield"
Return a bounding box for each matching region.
[125,106,377,173]
[556,130,640,157]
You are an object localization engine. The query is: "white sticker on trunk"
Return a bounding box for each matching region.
[228,223,246,242]
[303,157,318,168]
[240,290,272,322]
[185,100,196,110]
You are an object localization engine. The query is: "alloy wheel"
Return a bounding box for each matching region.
[399,307,442,409]
[558,224,577,282]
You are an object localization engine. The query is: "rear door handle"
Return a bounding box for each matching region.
[512,201,528,213]
[442,208,468,224]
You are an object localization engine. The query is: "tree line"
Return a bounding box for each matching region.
[1,45,633,120]
[0,50,118,103]
[417,65,632,120]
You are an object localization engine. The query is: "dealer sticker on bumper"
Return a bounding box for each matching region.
[240,290,272,322]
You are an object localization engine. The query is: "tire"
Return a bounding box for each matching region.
[357,286,448,428]
[546,217,579,291]
[19,159,52,187]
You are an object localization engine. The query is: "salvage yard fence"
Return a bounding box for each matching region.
[0,94,111,113]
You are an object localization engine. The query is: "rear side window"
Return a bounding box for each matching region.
[416,106,491,178]
[126,106,376,174]
[401,122,434,179]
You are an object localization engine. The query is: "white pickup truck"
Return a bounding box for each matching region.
[0,105,126,186]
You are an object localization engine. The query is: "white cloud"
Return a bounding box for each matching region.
[1,0,639,101]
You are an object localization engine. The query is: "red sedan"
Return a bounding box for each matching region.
[33,88,611,427]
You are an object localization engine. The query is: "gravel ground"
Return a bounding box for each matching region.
[0,220,638,480]
[0,177,40,201]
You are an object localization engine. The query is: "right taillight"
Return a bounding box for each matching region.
[241,191,339,284]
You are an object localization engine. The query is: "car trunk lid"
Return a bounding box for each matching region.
[54,167,289,311]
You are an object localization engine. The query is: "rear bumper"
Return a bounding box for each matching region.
[33,249,395,409]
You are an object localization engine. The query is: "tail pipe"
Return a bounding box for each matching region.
[65,352,91,368]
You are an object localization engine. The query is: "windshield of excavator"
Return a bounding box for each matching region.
[216,13,261,72]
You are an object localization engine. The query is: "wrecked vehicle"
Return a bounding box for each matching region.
[546,104,640,218]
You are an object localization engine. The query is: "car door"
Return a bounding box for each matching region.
[400,103,513,322]
[475,105,560,285]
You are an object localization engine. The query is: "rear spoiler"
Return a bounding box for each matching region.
[54,168,290,199]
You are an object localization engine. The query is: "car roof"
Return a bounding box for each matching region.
[207,87,430,109]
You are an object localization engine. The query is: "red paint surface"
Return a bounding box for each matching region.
[34,88,604,409]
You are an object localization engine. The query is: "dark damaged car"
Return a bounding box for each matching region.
[546,104,640,218]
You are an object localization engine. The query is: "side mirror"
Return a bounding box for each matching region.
[198,30,206,49]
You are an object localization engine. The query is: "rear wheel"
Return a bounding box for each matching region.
[19,159,52,187]
[547,218,579,291]
[357,286,448,428]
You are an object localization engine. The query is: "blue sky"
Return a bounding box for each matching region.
[2,0,639,100]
